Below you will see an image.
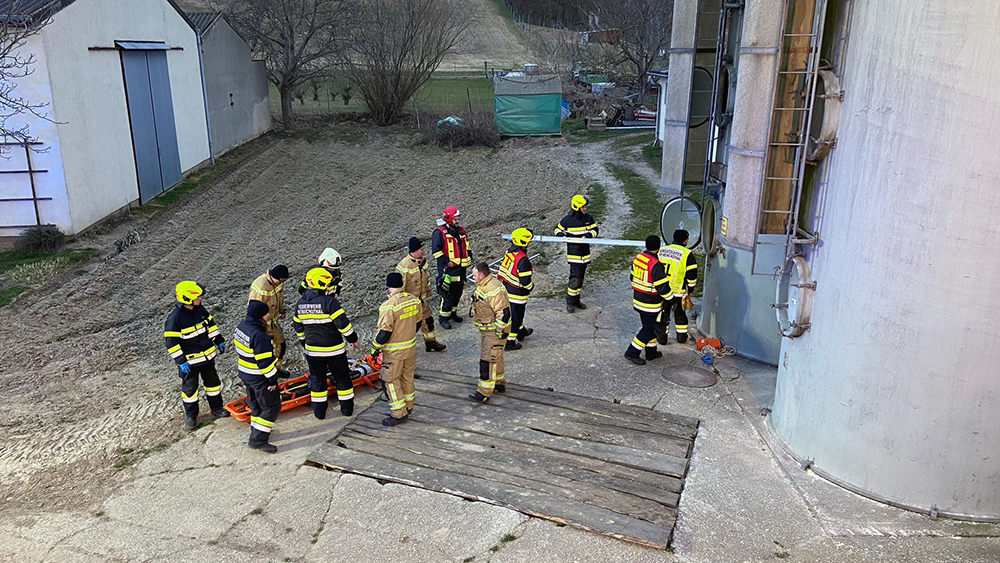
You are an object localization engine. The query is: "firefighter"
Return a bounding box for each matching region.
[554,194,599,313]
[656,229,699,344]
[468,262,511,402]
[371,272,422,425]
[396,237,447,352]
[234,300,280,453]
[624,236,671,365]
[248,264,291,379]
[293,267,360,419]
[163,281,229,430]
[298,248,344,299]
[432,206,472,330]
[497,228,534,351]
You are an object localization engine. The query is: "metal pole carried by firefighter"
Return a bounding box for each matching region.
[163,281,230,430]
[432,206,472,330]
[624,236,672,365]
[371,273,422,426]
[396,237,447,352]
[248,264,291,379]
[292,268,361,419]
[468,262,512,402]
[234,300,281,453]
[554,194,600,313]
[656,229,699,345]
[497,228,534,351]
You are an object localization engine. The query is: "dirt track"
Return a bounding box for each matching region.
[0,128,643,513]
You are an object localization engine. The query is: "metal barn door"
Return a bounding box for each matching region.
[121,49,182,203]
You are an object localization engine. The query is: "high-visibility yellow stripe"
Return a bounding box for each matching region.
[235,341,253,354]
[254,351,273,360]
[164,331,182,338]
[384,337,417,351]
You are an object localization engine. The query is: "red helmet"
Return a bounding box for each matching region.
[443,206,461,223]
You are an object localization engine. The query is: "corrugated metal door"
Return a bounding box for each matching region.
[122,51,162,203]
[121,50,182,203]
[145,51,182,189]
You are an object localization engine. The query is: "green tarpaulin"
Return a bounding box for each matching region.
[494,93,562,136]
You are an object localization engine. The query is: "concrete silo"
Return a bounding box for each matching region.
[770,0,1000,519]
[660,0,1000,519]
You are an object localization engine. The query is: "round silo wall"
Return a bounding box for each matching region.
[771,0,1000,519]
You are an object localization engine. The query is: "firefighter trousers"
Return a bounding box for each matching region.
[239,373,280,447]
[418,314,439,343]
[382,352,415,419]
[655,297,690,343]
[305,354,354,419]
[439,276,464,319]
[626,311,659,358]
[478,331,506,398]
[567,263,588,304]
[508,302,528,342]
[266,321,286,370]
[180,362,223,418]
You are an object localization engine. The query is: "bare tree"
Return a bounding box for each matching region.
[590,0,672,102]
[0,2,52,146]
[212,0,345,128]
[346,0,467,126]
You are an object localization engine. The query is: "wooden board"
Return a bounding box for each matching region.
[306,370,700,549]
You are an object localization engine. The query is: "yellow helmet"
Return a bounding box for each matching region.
[306,267,334,290]
[511,227,533,247]
[175,281,204,305]
[571,194,589,211]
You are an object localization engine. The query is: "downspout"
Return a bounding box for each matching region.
[196,27,215,165]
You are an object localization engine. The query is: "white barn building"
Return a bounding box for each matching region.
[0,0,214,237]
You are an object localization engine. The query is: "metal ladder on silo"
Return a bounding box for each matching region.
[750,0,829,276]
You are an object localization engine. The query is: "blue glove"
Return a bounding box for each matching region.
[218,342,226,353]
[179,362,191,375]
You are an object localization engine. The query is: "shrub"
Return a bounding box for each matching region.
[15,225,65,253]
[432,110,499,149]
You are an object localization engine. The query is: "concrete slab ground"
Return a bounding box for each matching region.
[2,273,998,562]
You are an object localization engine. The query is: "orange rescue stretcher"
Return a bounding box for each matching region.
[224,355,383,422]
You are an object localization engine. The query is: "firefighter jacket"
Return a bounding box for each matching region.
[374,291,422,359]
[249,273,285,330]
[292,289,358,357]
[658,244,699,297]
[233,317,278,379]
[396,254,432,302]
[472,274,511,334]
[554,210,599,263]
[497,244,533,305]
[631,250,670,313]
[164,304,224,366]
[432,223,472,278]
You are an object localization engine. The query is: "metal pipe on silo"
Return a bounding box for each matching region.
[771,0,1000,520]
[696,0,787,364]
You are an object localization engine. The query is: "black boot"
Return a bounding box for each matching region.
[574,298,587,310]
[313,402,328,420]
[645,348,663,360]
[505,340,522,351]
[340,400,355,417]
[624,353,646,366]
[439,316,453,330]
[676,333,689,344]
[468,391,489,403]
[382,414,408,426]
[249,429,277,453]
[249,441,277,453]
[184,416,197,430]
[656,334,670,345]
[495,384,506,394]
[425,340,447,352]
[212,408,231,418]
[516,328,533,341]
[566,296,575,313]
[450,313,463,323]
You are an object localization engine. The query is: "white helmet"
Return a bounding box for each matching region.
[318,248,342,269]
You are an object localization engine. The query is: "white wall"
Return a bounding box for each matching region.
[0,34,72,237]
[41,0,210,234]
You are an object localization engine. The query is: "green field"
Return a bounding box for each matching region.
[270,77,495,118]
